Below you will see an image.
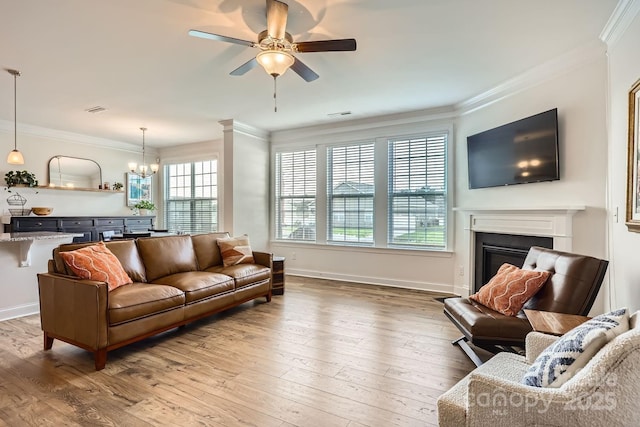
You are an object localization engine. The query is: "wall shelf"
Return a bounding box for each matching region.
[36,186,124,193]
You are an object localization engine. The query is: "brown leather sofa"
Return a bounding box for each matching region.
[444,246,608,366]
[37,232,272,370]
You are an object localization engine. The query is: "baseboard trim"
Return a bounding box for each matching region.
[287,268,455,294]
[454,285,471,298]
[0,303,39,322]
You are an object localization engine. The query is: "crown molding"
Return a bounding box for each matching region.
[271,106,456,144]
[600,0,640,48]
[0,119,142,153]
[218,119,269,141]
[455,40,607,116]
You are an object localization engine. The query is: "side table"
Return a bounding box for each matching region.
[524,309,591,336]
[272,256,285,295]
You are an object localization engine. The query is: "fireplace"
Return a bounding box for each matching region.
[474,232,553,293]
[455,206,584,297]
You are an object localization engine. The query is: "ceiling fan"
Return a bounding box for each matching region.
[188,0,357,83]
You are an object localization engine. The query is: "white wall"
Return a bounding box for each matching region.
[1,125,158,217]
[606,5,640,312]
[453,55,610,312]
[221,120,270,252]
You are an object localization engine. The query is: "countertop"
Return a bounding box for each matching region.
[0,231,83,242]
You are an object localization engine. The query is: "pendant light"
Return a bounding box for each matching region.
[6,69,24,165]
[128,127,158,178]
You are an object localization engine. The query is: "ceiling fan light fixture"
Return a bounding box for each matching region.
[256,50,294,77]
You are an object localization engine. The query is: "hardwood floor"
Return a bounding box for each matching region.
[0,276,475,426]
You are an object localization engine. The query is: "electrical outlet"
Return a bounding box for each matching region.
[457,265,464,277]
[291,251,297,260]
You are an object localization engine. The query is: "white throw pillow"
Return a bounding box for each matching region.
[522,308,629,388]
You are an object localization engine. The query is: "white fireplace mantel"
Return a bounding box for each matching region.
[454,206,586,296]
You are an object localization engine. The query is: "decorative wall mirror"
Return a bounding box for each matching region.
[47,155,102,190]
[626,78,640,232]
[126,173,153,207]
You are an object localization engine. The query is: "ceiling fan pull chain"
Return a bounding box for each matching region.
[273,75,278,112]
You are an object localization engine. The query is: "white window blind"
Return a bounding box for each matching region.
[275,149,316,240]
[164,160,218,233]
[388,135,447,248]
[327,143,374,244]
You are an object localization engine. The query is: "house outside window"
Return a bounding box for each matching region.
[164,160,218,234]
[275,149,316,240]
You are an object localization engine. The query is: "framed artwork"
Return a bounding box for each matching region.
[126,173,153,207]
[626,79,640,232]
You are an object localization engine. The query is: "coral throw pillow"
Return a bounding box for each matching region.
[469,263,550,316]
[60,242,133,291]
[217,235,255,267]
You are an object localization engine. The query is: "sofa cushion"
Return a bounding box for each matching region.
[207,264,271,289]
[470,263,550,316]
[217,235,255,267]
[191,232,230,270]
[522,308,629,388]
[59,242,132,291]
[151,271,235,303]
[136,235,198,282]
[103,240,147,282]
[108,283,186,326]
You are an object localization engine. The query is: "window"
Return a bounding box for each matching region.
[273,129,449,250]
[388,134,447,248]
[327,143,374,244]
[164,160,218,233]
[275,149,316,240]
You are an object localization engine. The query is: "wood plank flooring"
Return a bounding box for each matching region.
[0,276,476,426]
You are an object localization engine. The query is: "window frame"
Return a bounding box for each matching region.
[163,159,218,234]
[326,141,376,246]
[274,148,317,242]
[271,126,452,252]
[387,132,448,250]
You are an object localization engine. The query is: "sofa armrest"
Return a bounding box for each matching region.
[466,370,568,424]
[37,272,109,351]
[525,332,559,363]
[252,251,273,268]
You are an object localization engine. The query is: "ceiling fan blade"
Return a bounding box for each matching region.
[266,0,288,40]
[188,29,256,48]
[294,39,357,53]
[230,58,259,76]
[291,57,319,82]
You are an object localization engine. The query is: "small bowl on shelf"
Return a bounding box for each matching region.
[32,207,53,216]
[8,208,32,216]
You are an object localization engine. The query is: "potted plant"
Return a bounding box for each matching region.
[134,200,156,215]
[4,170,38,189]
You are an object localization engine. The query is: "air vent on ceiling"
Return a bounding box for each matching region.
[327,111,352,117]
[85,106,107,113]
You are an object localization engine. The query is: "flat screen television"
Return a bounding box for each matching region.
[467,108,559,189]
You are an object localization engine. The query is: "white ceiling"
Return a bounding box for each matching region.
[1,0,618,148]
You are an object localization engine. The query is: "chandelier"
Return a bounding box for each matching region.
[128,127,158,178]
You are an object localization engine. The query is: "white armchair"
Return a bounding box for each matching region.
[437,311,640,426]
